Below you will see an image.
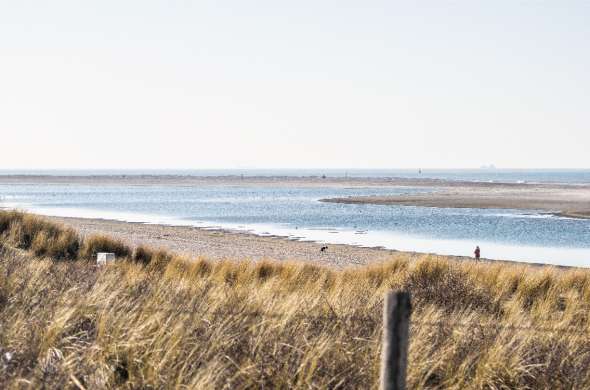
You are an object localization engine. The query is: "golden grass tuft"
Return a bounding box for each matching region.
[79,235,131,260]
[131,245,173,269]
[1,210,590,388]
[0,211,80,260]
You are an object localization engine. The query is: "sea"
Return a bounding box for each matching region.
[1,169,589,267]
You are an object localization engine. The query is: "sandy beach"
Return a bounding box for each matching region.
[49,216,404,267]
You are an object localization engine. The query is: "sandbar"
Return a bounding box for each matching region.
[321,183,590,219]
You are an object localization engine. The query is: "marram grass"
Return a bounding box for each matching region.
[0,211,590,389]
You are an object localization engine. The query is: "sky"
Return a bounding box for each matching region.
[1,1,589,169]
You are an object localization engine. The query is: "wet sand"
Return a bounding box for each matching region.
[322,184,590,219]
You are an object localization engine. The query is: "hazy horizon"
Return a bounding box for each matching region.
[3,167,590,172]
[2,1,589,169]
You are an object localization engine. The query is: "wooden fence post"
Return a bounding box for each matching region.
[380,291,411,390]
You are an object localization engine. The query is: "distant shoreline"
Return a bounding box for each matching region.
[1,174,589,189]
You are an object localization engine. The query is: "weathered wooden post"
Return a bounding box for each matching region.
[380,291,411,390]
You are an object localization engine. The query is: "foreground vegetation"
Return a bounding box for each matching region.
[0,211,590,389]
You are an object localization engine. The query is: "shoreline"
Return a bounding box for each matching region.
[44,215,574,269]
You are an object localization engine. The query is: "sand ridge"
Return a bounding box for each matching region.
[322,184,590,219]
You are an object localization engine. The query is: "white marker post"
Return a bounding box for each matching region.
[97,252,116,266]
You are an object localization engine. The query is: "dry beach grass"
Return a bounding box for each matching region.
[1,211,590,388]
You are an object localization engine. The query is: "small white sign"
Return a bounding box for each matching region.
[97,252,116,265]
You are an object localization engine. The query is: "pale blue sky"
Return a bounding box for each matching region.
[1,1,588,169]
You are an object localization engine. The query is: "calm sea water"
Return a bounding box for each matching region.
[1,171,590,267]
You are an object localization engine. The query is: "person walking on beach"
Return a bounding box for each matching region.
[474,246,481,260]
